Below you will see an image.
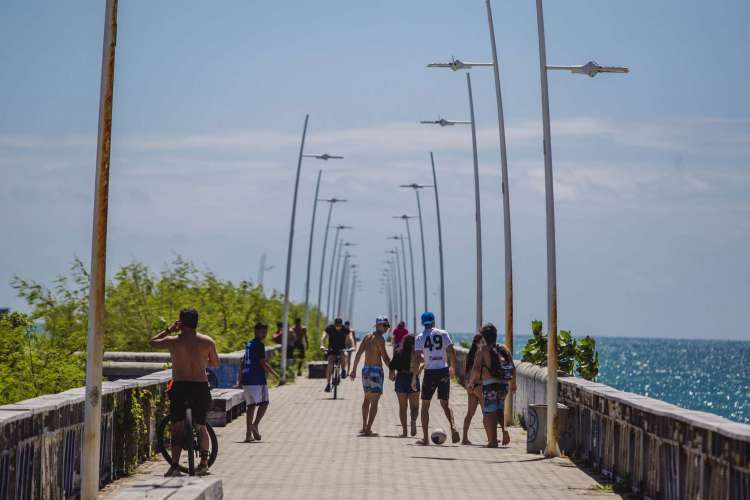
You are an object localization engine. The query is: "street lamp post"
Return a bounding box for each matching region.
[428,0,515,381]
[257,252,275,288]
[301,156,343,335]
[325,225,351,322]
[421,72,483,332]
[386,249,403,323]
[429,152,446,329]
[400,183,432,313]
[334,243,356,318]
[338,260,355,317]
[82,1,118,496]
[314,198,346,332]
[533,0,628,457]
[388,235,410,332]
[393,216,418,332]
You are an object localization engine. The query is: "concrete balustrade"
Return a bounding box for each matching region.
[455,346,750,499]
[0,345,279,499]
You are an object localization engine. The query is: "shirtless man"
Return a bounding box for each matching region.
[292,317,308,376]
[349,316,392,436]
[150,308,220,476]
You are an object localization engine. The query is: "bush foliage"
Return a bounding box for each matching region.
[1,257,324,405]
[521,320,600,381]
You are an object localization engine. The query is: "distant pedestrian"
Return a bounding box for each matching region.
[292,317,308,376]
[273,320,296,362]
[389,334,422,437]
[236,322,279,442]
[468,323,516,447]
[462,334,485,445]
[391,321,409,353]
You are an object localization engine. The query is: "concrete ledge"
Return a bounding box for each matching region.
[207,388,246,427]
[110,477,223,499]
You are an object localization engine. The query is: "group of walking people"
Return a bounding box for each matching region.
[346,311,517,447]
[150,306,518,477]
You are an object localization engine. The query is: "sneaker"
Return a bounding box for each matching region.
[196,462,209,476]
[164,465,183,477]
[324,383,331,392]
[341,369,347,379]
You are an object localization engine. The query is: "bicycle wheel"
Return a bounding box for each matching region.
[333,362,339,400]
[156,415,219,474]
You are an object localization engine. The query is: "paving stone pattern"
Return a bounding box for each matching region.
[102,377,621,499]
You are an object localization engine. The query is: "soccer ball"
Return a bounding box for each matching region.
[431,428,447,445]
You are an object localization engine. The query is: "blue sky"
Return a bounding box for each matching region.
[1,0,748,340]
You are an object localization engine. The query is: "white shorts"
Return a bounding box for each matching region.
[243,385,269,406]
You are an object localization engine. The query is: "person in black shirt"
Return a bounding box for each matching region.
[320,318,353,392]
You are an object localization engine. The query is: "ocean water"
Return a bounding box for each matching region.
[452,333,750,424]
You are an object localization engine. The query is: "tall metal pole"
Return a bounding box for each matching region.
[302,170,322,332]
[82,1,117,497]
[347,273,357,324]
[337,256,351,317]
[332,244,345,317]
[394,250,404,322]
[414,190,429,311]
[257,252,269,288]
[326,230,342,321]
[397,236,410,331]
[430,153,446,329]
[315,201,343,331]
[387,258,398,321]
[535,0,560,458]
[485,0,515,425]
[280,114,309,384]
[404,218,418,333]
[467,73,483,332]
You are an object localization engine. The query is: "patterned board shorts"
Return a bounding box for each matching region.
[362,365,384,394]
[482,382,508,415]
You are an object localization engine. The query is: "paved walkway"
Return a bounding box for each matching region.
[102,377,621,499]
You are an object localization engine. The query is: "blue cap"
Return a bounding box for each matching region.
[421,311,435,325]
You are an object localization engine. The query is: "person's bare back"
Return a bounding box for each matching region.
[169,333,218,382]
[361,333,388,367]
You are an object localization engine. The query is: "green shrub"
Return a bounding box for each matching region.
[521,320,599,381]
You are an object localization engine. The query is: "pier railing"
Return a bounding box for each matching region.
[455,346,750,500]
[0,346,279,499]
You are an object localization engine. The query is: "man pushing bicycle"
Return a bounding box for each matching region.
[150,308,220,476]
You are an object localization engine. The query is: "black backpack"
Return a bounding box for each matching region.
[489,344,514,381]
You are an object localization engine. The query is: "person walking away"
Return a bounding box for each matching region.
[412,311,460,445]
[292,317,308,376]
[320,318,349,392]
[236,322,279,442]
[350,316,392,436]
[389,334,422,437]
[272,320,297,362]
[150,308,220,476]
[462,334,485,445]
[391,321,409,354]
[468,323,516,447]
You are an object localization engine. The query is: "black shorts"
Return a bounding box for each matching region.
[294,342,306,357]
[421,367,450,401]
[169,381,212,425]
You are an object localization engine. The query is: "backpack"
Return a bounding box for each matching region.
[489,344,514,381]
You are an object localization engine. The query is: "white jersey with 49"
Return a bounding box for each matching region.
[415,328,453,370]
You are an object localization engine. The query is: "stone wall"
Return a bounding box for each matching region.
[510,359,750,500]
[0,370,173,499]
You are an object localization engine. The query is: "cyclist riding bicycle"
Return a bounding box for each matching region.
[150,308,220,476]
[320,317,353,392]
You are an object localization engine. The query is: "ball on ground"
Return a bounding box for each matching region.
[431,428,447,445]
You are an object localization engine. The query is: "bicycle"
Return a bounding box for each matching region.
[157,380,219,476]
[322,348,353,400]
